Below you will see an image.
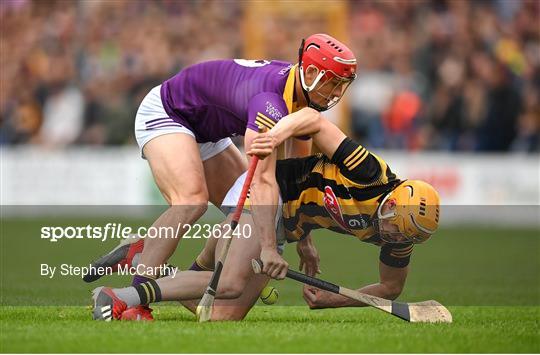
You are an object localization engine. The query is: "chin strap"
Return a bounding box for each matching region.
[308,100,328,112]
[298,38,328,112]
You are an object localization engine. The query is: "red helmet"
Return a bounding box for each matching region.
[298,34,357,110]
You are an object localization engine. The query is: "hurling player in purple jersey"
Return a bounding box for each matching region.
[91,104,442,323]
[87,34,357,321]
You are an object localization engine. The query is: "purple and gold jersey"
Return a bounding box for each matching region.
[160,59,297,143]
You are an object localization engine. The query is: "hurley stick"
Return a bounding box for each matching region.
[252,259,452,323]
[196,127,265,322]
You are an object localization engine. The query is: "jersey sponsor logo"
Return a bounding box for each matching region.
[323,186,350,232]
[278,64,293,75]
[265,101,283,119]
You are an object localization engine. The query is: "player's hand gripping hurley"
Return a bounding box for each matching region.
[196,129,264,322]
[252,259,452,323]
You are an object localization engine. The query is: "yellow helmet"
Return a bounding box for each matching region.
[375,180,440,244]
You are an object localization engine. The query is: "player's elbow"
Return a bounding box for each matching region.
[306,107,323,127]
[300,108,323,135]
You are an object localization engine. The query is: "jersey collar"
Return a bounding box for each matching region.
[282,64,299,114]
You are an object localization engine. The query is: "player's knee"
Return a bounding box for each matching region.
[217,285,243,299]
[386,284,404,300]
[217,280,245,299]
[167,200,208,220]
[169,191,209,210]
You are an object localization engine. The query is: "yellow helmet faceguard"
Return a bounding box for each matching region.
[374,180,440,244]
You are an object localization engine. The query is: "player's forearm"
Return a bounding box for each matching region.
[250,179,279,249]
[269,108,321,146]
[248,148,279,250]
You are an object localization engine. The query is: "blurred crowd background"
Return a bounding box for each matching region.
[1,0,538,152]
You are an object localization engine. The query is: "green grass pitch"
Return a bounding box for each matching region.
[1,214,539,353]
[2,306,538,353]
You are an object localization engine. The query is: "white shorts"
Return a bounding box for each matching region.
[134,85,233,160]
[221,172,286,253]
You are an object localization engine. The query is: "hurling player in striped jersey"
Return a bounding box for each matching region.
[91,115,441,322]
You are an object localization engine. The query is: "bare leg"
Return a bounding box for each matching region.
[155,270,212,300]
[194,146,247,270]
[141,137,246,273]
[155,213,268,315]
[211,213,270,320]
[211,274,269,321]
[140,133,209,271]
[204,144,247,207]
[177,274,268,317]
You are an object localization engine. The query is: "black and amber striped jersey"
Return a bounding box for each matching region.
[276,137,413,268]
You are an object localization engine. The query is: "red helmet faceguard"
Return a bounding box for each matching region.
[298,34,357,111]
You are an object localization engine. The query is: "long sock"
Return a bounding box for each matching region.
[113,279,162,307]
[189,257,214,272]
[189,260,204,271]
[132,274,153,286]
[113,287,143,308]
[134,279,162,305]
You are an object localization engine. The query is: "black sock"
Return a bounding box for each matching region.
[189,258,214,271]
[131,274,153,287]
[134,279,162,304]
